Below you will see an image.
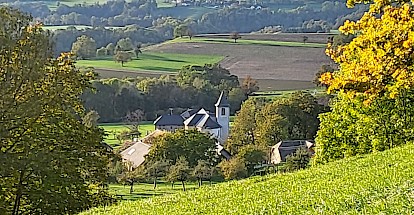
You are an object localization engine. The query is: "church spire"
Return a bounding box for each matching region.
[215,91,230,107]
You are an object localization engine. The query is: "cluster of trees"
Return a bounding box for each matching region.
[3,0,369,54]
[314,0,414,163]
[82,64,258,122]
[111,130,221,192]
[71,35,142,63]
[0,8,113,214]
[202,92,327,179]
[227,91,327,154]
[52,25,165,56]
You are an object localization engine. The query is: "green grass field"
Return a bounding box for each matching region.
[109,181,217,201]
[81,143,414,214]
[76,52,223,73]
[100,122,155,148]
[169,37,327,48]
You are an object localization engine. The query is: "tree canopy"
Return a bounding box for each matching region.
[145,129,218,168]
[315,0,414,163]
[0,7,112,214]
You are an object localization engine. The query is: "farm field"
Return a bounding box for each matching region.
[100,122,155,148]
[82,33,332,91]
[195,32,336,44]
[147,34,332,90]
[169,37,327,48]
[109,181,218,201]
[82,143,414,214]
[76,52,223,73]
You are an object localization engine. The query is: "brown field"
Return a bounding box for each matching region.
[92,33,333,91]
[196,32,336,44]
[146,33,333,90]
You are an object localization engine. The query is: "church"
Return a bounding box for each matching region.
[121,92,231,168]
[153,91,230,144]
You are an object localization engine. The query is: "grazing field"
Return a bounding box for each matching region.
[100,122,155,148]
[76,52,223,73]
[169,37,327,48]
[109,181,217,201]
[82,143,414,214]
[196,32,335,44]
[147,34,331,84]
[85,33,332,91]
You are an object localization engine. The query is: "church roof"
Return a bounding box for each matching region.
[154,114,184,126]
[215,91,230,107]
[183,109,221,129]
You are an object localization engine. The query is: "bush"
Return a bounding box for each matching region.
[283,147,310,172]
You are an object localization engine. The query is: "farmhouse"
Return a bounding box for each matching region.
[269,140,314,164]
[154,91,230,144]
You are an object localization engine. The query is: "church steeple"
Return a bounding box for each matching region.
[215,91,230,108]
[215,91,230,144]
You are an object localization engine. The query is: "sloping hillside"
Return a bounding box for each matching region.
[81,144,414,214]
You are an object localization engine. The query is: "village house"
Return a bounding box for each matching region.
[269,140,315,164]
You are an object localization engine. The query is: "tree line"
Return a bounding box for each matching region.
[82,64,258,122]
[3,0,368,54]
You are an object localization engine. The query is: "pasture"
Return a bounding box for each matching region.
[100,122,155,148]
[146,34,332,90]
[76,52,223,73]
[81,33,332,91]
[109,181,217,201]
[82,143,414,214]
[169,37,327,48]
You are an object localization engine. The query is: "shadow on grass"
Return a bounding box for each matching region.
[143,53,188,63]
[139,66,179,72]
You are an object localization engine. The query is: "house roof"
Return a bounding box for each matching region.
[271,140,314,163]
[215,91,230,107]
[120,141,151,167]
[216,144,232,160]
[184,109,221,129]
[180,108,199,120]
[154,114,184,126]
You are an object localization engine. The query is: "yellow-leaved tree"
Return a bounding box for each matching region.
[315,0,414,163]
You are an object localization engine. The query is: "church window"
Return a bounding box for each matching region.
[221,108,226,115]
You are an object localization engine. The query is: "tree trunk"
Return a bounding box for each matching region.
[121,61,124,67]
[171,181,174,189]
[129,181,134,194]
[153,178,157,189]
[198,178,202,187]
[181,181,186,191]
[12,169,25,215]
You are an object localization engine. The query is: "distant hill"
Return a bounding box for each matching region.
[80,143,414,214]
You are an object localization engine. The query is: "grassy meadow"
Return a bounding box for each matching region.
[169,37,327,48]
[76,52,223,73]
[100,122,155,148]
[82,143,414,214]
[109,181,217,201]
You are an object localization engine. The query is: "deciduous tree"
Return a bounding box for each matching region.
[166,157,190,191]
[0,7,112,215]
[230,32,241,43]
[71,34,97,59]
[114,51,132,67]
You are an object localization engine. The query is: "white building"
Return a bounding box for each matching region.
[153,91,230,144]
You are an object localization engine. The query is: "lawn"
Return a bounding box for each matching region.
[109,181,217,201]
[82,143,414,214]
[100,122,155,148]
[169,37,327,48]
[76,52,223,73]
